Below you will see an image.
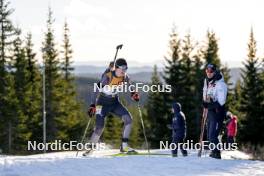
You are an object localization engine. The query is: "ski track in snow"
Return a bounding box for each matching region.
[0,150,263,176]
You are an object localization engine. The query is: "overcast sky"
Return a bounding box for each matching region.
[11,0,264,67]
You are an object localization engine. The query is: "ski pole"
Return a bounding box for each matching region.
[198,108,208,157]
[76,118,92,157]
[113,44,123,63]
[112,44,123,70]
[137,102,150,155]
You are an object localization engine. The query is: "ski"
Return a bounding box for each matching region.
[109,152,171,157]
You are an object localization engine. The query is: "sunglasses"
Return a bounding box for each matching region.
[116,65,128,71]
[206,68,214,73]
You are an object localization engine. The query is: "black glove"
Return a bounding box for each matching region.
[131,92,140,102]
[87,104,96,117]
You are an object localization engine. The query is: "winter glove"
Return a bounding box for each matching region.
[87,104,96,117]
[131,92,140,102]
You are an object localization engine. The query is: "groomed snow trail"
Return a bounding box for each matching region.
[0,150,263,176]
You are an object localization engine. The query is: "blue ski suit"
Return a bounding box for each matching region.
[89,70,133,144]
[171,102,188,156]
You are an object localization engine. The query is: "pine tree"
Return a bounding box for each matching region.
[261,58,264,114]
[12,32,32,153]
[163,27,184,101]
[162,27,184,144]
[24,33,42,144]
[146,65,169,148]
[56,20,85,142]
[229,80,242,117]
[180,33,198,140]
[239,29,264,146]
[202,30,221,67]
[192,51,204,141]
[61,21,73,81]
[0,0,19,153]
[221,63,233,111]
[42,7,64,142]
[202,30,232,86]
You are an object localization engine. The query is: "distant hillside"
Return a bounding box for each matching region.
[74,65,242,85]
[74,66,242,107]
[74,65,162,75]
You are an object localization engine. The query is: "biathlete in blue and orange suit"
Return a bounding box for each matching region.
[84,58,140,155]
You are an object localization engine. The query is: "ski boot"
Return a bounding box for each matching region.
[209,151,221,159]
[182,150,188,157]
[82,144,94,156]
[172,154,178,157]
[172,150,178,157]
[120,142,137,154]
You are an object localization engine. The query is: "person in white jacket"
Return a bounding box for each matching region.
[202,63,227,159]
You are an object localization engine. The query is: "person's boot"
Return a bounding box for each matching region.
[182,150,188,157]
[82,143,94,156]
[172,150,178,157]
[214,151,221,159]
[120,142,137,154]
[209,151,221,159]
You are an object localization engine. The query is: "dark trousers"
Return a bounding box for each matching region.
[227,136,235,144]
[171,131,187,156]
[207,108,224,153]
[90,96,132,143]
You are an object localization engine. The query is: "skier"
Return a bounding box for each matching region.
[85,58,139,156]
[171,102,188,157]
[226,112,237,146]
[202,63,227,159]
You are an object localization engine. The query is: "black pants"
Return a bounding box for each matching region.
[206,107,225,153]
[171,131,187,156]
[227,136,235,144]
[90,96,132,143]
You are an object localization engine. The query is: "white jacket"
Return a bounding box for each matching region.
[203,73,227,106]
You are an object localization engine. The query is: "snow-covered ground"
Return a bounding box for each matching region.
[0,149,264,176]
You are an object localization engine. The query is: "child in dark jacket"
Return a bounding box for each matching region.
[171,102,188,157]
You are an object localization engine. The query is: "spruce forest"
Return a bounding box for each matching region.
[0,0,263,159]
